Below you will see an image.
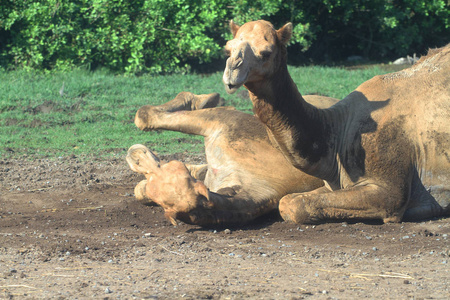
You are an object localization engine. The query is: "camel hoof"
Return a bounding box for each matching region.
[126,144,160,174]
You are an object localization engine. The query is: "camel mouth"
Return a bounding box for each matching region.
[225,83,243,94]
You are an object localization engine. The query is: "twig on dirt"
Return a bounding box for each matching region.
[76,205,104,211]
[290,257,306,261]
[377,272,414,279]
[318,269,414,280]
[27,186,53,192]
[42,273,76,277]
[350,272,413,280]
[55,266,120,271]
[350,274,372,281]
[158,244,183,256]
[298,287,313,295]
[0,285,37,289]
[350,286,366,290]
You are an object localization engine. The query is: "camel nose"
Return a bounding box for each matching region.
[231,58,243,70]
[223,58,233,84]
[223,56,243,82]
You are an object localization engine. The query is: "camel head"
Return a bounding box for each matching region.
[223,20,293,94]
[145,161,212,225]
[126,144,212,226]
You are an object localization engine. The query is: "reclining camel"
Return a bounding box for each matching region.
[127,92,337,225]
[223,20,450,223]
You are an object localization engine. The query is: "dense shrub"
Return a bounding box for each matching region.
[0,0,230,73]
[0,0,448,73]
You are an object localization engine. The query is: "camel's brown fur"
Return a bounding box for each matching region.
[127,92,336,225]
[223,20,449,224]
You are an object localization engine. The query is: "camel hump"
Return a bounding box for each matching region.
[303,95,339,109]
[415,43,450,66]
[382,43,450,82]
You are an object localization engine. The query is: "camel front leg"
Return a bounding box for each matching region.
[279,184,406,224]
[135,105,235,136]
[134,92,228,135]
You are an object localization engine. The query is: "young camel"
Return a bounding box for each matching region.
[223,20,450,224]
[127,92,337,226]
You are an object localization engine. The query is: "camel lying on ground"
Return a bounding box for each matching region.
[223,20,450,223]
[127,92,337,225]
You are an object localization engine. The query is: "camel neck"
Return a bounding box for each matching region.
[246,66,330,172]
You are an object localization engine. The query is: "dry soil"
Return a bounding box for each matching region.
[0,154,449,299]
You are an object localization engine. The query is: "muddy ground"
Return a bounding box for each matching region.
[0,154,449,299]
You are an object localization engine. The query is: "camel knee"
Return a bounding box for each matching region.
[193,93,223,109]
[279,194,314,224]
[135,105,159,131]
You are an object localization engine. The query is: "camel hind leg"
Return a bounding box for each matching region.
[126,144,162,206]
[126,144,160,174]
[157,92,223,111]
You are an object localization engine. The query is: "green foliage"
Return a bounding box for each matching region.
[0,0,449,73]
[230,0,450,60]
[0,0,230,73]
[0,66,391,159]
[302,0,450,60]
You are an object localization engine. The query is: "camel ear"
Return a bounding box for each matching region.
[277,22,293,45]
[229,20,240,37]
[194,181,210,201]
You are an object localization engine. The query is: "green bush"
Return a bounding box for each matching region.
[294,0,450,61]
[0,0,448,73]
[230,0,449,61]
[0,0,230,73]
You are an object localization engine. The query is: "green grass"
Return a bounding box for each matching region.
[0,65,394,160]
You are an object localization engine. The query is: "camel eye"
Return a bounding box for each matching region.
[260,51,272,61]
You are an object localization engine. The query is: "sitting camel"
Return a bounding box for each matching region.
[222,20,450,223]
[127,92,337,225]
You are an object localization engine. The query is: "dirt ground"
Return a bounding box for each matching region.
[0,154,449,299]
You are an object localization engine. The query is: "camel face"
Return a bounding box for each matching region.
[223,20,292,94]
